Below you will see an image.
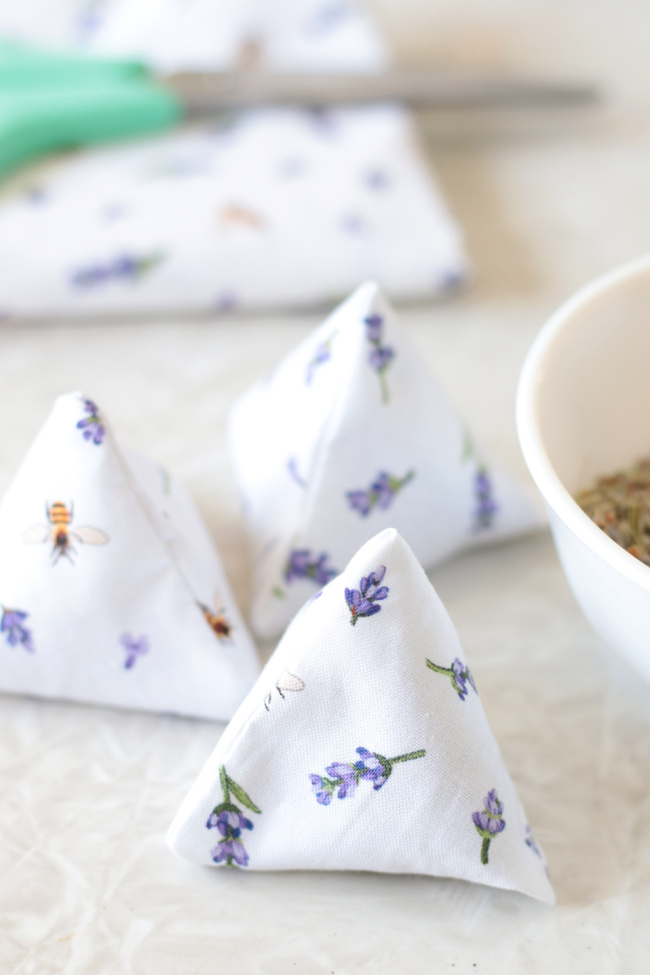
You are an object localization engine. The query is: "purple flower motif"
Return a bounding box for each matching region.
[76,398,105,445]
[474,467,498,530]
[472,789,506,864]
[364,313,395,403]
[310,773,333,805]
[345,566,389,625]
[426,656,477,700]
[215,291,238,313]
[206,810,254,837]
[325,762,358,799]
[285,549,338,587]
[354,747,389,790]
[1,607,34,652]
[525,823,543,859]
[341,212,366,235]
[310,746,425,805]
[363,168,391,191]
[305,0,352,35]
[368,345,395,372]
[346,470,415,517]
[206,765,261,869]
[305,332,336,385]
[347,490,373,516]
[364,313,383,342]
[463,436,498,532]
[120,632,149,670]
[211,839,249,867]
[287,457,308,488]
[70,251,165,289]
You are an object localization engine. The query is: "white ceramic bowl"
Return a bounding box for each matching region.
[517,254,650,683]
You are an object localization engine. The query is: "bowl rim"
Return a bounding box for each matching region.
[516,252,650,593]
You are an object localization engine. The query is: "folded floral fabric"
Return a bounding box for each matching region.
[0,392,259,720]
[0,0,387,73]
[229,281,543,638]
[0,0,466,316]
[167,528,554,904]
[81,0,388,74]
[0,107,465,317]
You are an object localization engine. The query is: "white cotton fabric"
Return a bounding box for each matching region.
[0,109,466,317]
[0,0,466,317]
[0,392,259,720]
[167,528,554,905]
[229,282,543,639]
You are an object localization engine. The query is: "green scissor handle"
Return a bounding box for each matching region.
[0,43,182,179]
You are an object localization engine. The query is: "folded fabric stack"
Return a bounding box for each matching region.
[0,0,466,316]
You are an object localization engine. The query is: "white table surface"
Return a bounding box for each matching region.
[3,2,650,971]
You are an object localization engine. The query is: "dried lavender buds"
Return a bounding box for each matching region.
[576,458,650,565]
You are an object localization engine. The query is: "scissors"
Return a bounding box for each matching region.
[0,41,598,180]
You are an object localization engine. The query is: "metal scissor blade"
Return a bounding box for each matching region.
[166,69,599,113]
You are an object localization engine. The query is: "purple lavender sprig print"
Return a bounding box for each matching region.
[120,632,149,670]
[426,657,477,701]
[344,565,389,625]
[473,467,498,531]
[364,313,395,404]
[285,549,338,587]
[472,789,506,864]
[310,746,425,805]
[346,470,414,517]
[70,251,165,289]
[76,398,105,445]
[462,434,498,531]
[305,332,337,385]
[525,823,543,860]
[207,765,261,869]
[287,457,308,488]
[1,607,34,652]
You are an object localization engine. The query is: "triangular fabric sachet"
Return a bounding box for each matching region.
[167,529,554,904]
[229,281,542,639]
[0,393,260,720]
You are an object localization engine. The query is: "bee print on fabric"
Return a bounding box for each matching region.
[200,597,232,640]
[23,501,109,565]
[264,671,305,711]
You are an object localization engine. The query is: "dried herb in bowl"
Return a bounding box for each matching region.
[576,458,650,565]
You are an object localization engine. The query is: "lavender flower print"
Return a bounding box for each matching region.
[305,332,337,385]
[285,549,338,587]
[346,470,415,517]
[472,789,506,864]
[77,398,105,445]
[426,657,477,701]
[287,457,308,488]
[473,467,498,530]
[207,765,261,869]
[345,565,389,625]
[310,746,425,805]
[120,632,149,670]
[0,607,34,652]
[462,434,498,531]
[70,251,165,289]
[525,823,543,860]
[364,313,395,404]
